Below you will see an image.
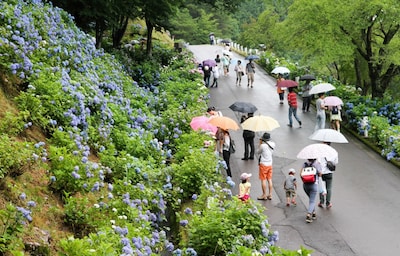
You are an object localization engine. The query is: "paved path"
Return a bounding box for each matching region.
[188,44,400,256]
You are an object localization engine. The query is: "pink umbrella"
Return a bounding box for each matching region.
[324,96,343,106]
[277,80,298,88]
[190,116,218,134]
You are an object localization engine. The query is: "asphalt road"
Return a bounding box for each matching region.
[188,44,400,256]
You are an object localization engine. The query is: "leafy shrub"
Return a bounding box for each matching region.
[0,135,38,178]
[0,204,24,253]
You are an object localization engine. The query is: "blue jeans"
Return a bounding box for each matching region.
[315,111,326,131]
[288,106,301,126]
[303,183,318,214]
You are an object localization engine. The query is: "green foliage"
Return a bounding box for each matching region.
[179,182,272,255]
[59,230,120,256]
[0,204,24,253]
[0,111,29,136]
[0,135,37,178]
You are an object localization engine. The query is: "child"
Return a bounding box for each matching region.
[284,168,297,206]
[238,172,252,201]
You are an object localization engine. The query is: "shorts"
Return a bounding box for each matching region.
[285,189,296,198]
[239,194,250,201]
[259,164,272,180]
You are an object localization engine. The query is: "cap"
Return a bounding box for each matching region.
[288,168,296,174]
[240,172,252,180]
[261,132,270,142]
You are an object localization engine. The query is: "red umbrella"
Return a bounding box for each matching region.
[277,80,298,88]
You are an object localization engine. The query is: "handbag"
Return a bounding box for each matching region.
[240,71,244,76]
[325,158,336,171]
[229,137,236,154]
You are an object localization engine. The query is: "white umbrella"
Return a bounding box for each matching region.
[297,143,338,159]
[271,66,290,74]
[241,115,280,132]
[309,129,349,143]
[309,83,336,95]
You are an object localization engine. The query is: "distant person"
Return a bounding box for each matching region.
[315,93,327,131]
[302,81,312,112]
[238,172,252,202]
[329,105,342,132]
[301,159,322,223]
[240,113,255,160]
[287,87,302,128]
[215,54,222,74]
[257,132,275,200]
[245,60,256,88]
[210,64,220,87]
[221,54,230,76]
[209,34,215,45]
[284,168,297,206]
[276,74,285,104]
[202,65,211,87]
[234,60,245,86]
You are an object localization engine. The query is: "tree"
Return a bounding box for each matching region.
[277,0,400,98]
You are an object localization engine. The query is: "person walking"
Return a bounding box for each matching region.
[220,129,232,177]
[329,105,342,132]
[276,74,285,104]
[302,80,312,112]
[284,168,297,206]
[245,60,256,88]
[287,87,302,128]
[202,65,211,87]
[257,132,275,200]
[215,54,222,74]
[301,159,322,223]
[318,142,338,209]
[210,64,220,87]
[240,113,255,160]
[238,172,252,202]
[315,93,327,131]
[221,54,230,76]
[234,60,245,86]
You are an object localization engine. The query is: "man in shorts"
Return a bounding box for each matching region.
[257,132,276,200]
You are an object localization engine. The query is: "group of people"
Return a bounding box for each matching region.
[201,53,257,89]
[274,76,342,132]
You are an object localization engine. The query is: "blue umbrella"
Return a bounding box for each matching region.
[245,55,260,60]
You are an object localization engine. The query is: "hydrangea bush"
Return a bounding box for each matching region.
[0,0,309,255]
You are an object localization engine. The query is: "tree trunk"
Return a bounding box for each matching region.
[145,18,153,57]
[112,16,129,48]
[95,20,105,49]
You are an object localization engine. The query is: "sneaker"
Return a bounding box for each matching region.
[306,214,313,223]
[327,203,332,209]
[312,212,317,220]
[241,158,248,161]
[287,124,293,127]
[318,203,324,208]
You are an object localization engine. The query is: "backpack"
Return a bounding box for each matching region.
[331,106,339,114]
[300,162,317,183]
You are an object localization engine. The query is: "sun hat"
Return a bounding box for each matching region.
[261,132,271,142]
[288,168,296,175]
[240,172,252,180]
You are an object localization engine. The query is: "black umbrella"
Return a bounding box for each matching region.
[229,101,258,113]
[300,74,316,81]
[220,39,231,44]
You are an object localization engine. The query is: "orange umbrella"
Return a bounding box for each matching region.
[207,116,240,130]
